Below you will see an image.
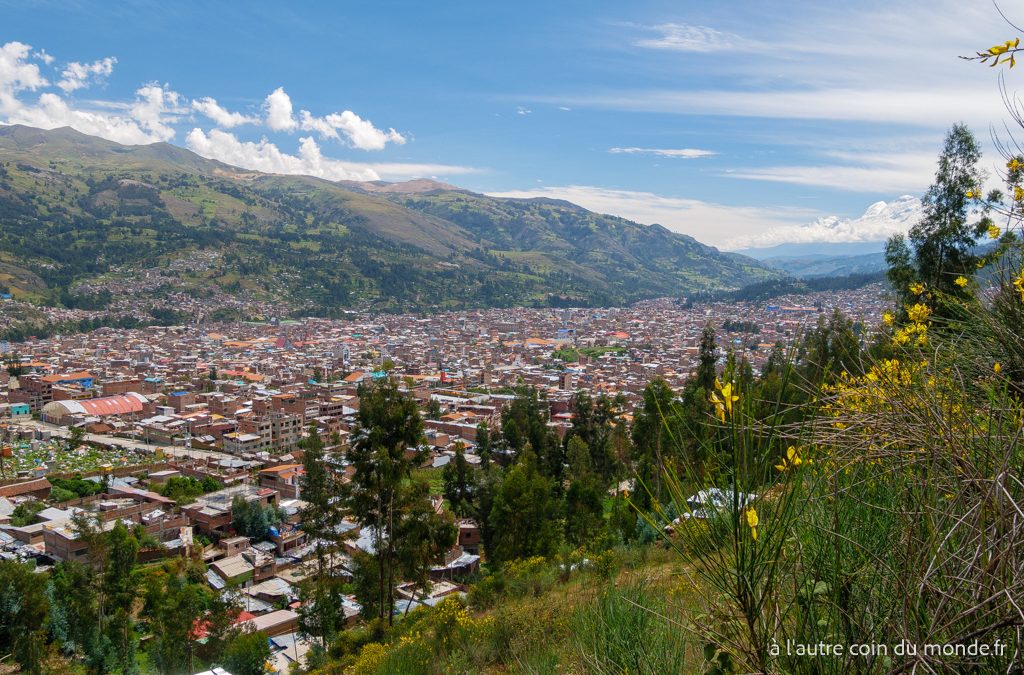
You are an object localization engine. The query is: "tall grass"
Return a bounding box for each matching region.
[638,270,1024,672]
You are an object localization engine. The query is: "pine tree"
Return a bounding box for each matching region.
[487,446,561,565]
[886,123,993,312]
[345,379,453,624]
[442,444,476,516]
[298,425,344,649]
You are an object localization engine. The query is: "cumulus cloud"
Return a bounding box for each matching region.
[298,108,405,150]
[263,86,296,131]
[128,83,183,141]
[57,56,116,92]
[486,185,816,248]
[185,128,476,181]
[191,96,258,128]
[0,41,47,112]
[724,196,924,249]
[609,146,716,159]
[0,41,435,177]
[262,86,405,150]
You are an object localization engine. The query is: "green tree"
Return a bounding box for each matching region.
[221,630,272,675]
[9,499,44,526]
[231,497,283,540]
[886,123,992,310]
[695,321,718,392]
[66,425,86,451]
[564,476,603,547]
[442,444,476,516]
[501,387,562,482]
[345,380,451,624]
[476,422,492,472]
[631,379,686,509]
[394,479,457,613]
[297,426,344,650]
[487,447,561,565]
[141,560,224,675]
[565,392,620,482]
[0,560,50,673]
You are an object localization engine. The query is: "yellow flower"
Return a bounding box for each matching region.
[775,445,804,472]
[988,224,1001,240]
[745,506,759,540]
[1009,157,1024,171]
[994,362,1002,374]
[882,311,894,326]
[710,378,739,422]
[954,276,968,288]
[966,189,976,199]
[909,282,925,295]
[906,303,931,324]
[1015,186,1024,202]
[1014,269,1024,302]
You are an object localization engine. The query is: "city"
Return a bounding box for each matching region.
[0,285,884,671]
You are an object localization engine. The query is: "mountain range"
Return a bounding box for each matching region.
[736,196,924,278]
[0,124,779,318]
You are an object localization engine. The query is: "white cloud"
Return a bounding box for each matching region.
[57,57,116,93]
[6,92,167,144]
[516,106,532,115]
[634,23,741,52]
[301,108,406,150]
[725,195,924,249]
[0,42,47,113]
[128,83,182,141]
[609,146,716,159]
[191,96,258,128]
[264,86,297,131]
[32,49,54,65]
[263,86,405,150]
[486,185,816,248]
[187,128,377,180]
[554,85,1000,129]
[724,149,937,193]
[185,128,477,181]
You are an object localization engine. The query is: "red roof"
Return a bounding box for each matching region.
[76,393,146,416]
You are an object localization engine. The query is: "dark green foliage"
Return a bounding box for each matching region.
[9,499,45,526]
[141,559,233,675]
[887,123,993,312]
[442,444,477,517]
[487,447,562,565]
[155,475,219,503]
[49,475,105,499]
[231,496,284,541]
[0,560,50,673]
[631,379,688,509]
[222,630,272,675]
[345,379,455,624]
[298,426,345,647]
[501,387,562,482]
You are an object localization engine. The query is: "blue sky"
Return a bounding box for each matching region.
[0,0,1016,248]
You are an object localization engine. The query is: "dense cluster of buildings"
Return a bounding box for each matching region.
[0,285,886,670]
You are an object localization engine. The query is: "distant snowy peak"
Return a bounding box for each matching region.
[730,195,923,251]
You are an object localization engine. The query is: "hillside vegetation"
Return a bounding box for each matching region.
[0,125,777,318]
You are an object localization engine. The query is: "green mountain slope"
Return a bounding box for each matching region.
[0,124,779,315]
